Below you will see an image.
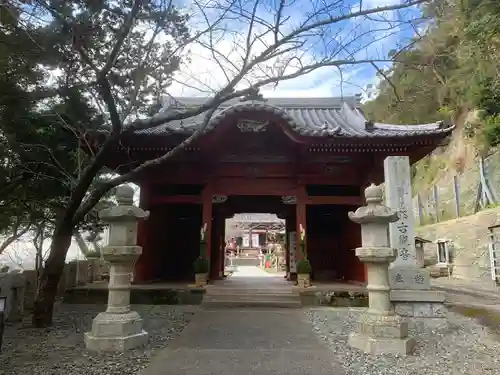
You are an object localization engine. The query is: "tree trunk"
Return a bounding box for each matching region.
[32,223,73,328]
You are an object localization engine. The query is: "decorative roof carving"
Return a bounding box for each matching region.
[212,195,228,204]
[240,87,267,102]
[236,119,268,132]
[281,196,297,205]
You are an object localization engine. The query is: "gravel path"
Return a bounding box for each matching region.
[0,304,199,375]
[307,308,500,375]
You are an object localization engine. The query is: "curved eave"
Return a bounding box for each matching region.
[123,123,455,146]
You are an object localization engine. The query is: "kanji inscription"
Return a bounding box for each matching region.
[394,273,404,283]
[414,274,425,284]
[384,156,417,267]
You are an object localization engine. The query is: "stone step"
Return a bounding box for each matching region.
[202,297,302,309]
[204,293,299,302]
[202,290,302,308]
[206,288,294,296]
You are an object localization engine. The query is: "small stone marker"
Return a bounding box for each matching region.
[84,185,150,352]
[347,183,415,355]
[384,156,446,318]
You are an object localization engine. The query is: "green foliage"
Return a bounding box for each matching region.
[296,258,312,274]
[0,0,189,246]
[482,114,500,147]
[364,0,500,149]
[412,154,448,192]
[193,256,209,274]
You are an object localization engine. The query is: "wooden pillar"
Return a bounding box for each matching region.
[220,217,226,278]
[210,213,225,280]
[134,184,151,283]
[285,214,294,279]
[296,186,307,260]
[201,186,213,275]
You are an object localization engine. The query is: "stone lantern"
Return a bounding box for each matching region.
[84,185,150,352]
[347,183,415,355]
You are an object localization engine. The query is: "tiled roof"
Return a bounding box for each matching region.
[225,214,285,236]
[136,96,454,138]
[229,213,284,223]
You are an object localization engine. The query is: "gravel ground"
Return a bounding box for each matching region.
[307,308,500,375]
[0,303,199,375]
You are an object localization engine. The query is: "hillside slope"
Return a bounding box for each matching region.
[363,0,500,200]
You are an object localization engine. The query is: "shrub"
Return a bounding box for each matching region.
[296,258,312,274]
[193,256,209,274]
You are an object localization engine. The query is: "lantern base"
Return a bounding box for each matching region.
[348,313,415,355]
[84,311,149,352]
[349,332,415,355]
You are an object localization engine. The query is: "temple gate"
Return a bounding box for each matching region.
[96,95,454,284]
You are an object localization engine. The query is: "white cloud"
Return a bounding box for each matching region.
[167,39,350,98]
[164,0,421,99]
[0,236,83,271]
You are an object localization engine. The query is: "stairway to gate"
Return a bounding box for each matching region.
[202,266,301,309]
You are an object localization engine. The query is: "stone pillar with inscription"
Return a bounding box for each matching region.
[384,156,446,318]
[348,183,415,355]
[84,185,150,352]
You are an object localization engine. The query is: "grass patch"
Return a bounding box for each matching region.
[450,305,500,337]
[413,154,449,193]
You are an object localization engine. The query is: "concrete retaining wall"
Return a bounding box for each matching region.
[416,206,500,288]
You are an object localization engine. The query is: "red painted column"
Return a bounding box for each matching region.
[285,213,294,279]
[201,185,213,276]
[209,212,219,280]
[210,214,224,280]
[296,186,307,260]
[217,216,226,279]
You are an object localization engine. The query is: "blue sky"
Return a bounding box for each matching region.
[169,0,424,98]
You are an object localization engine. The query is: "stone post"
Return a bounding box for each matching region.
[348,183,415,355]
[84,185,150,352]
[0,271,26,321]
[384,156,446,318]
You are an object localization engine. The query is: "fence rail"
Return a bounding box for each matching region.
[413,153,500,225]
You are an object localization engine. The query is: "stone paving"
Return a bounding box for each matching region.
[138,266,344,375]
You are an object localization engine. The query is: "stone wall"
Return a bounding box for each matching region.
[0,271,26,321]
[0,259,109,319]
[415,206,500,288]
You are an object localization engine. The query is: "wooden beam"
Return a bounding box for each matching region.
[212,177,297,196]
[305,196,362,206]
[215,163,294,177]
[149,195,202,205]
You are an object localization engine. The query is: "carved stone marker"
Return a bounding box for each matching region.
[348,184,415,355]
[84,185,150,352]
[384,156,446,317]
[384,156,431,288]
